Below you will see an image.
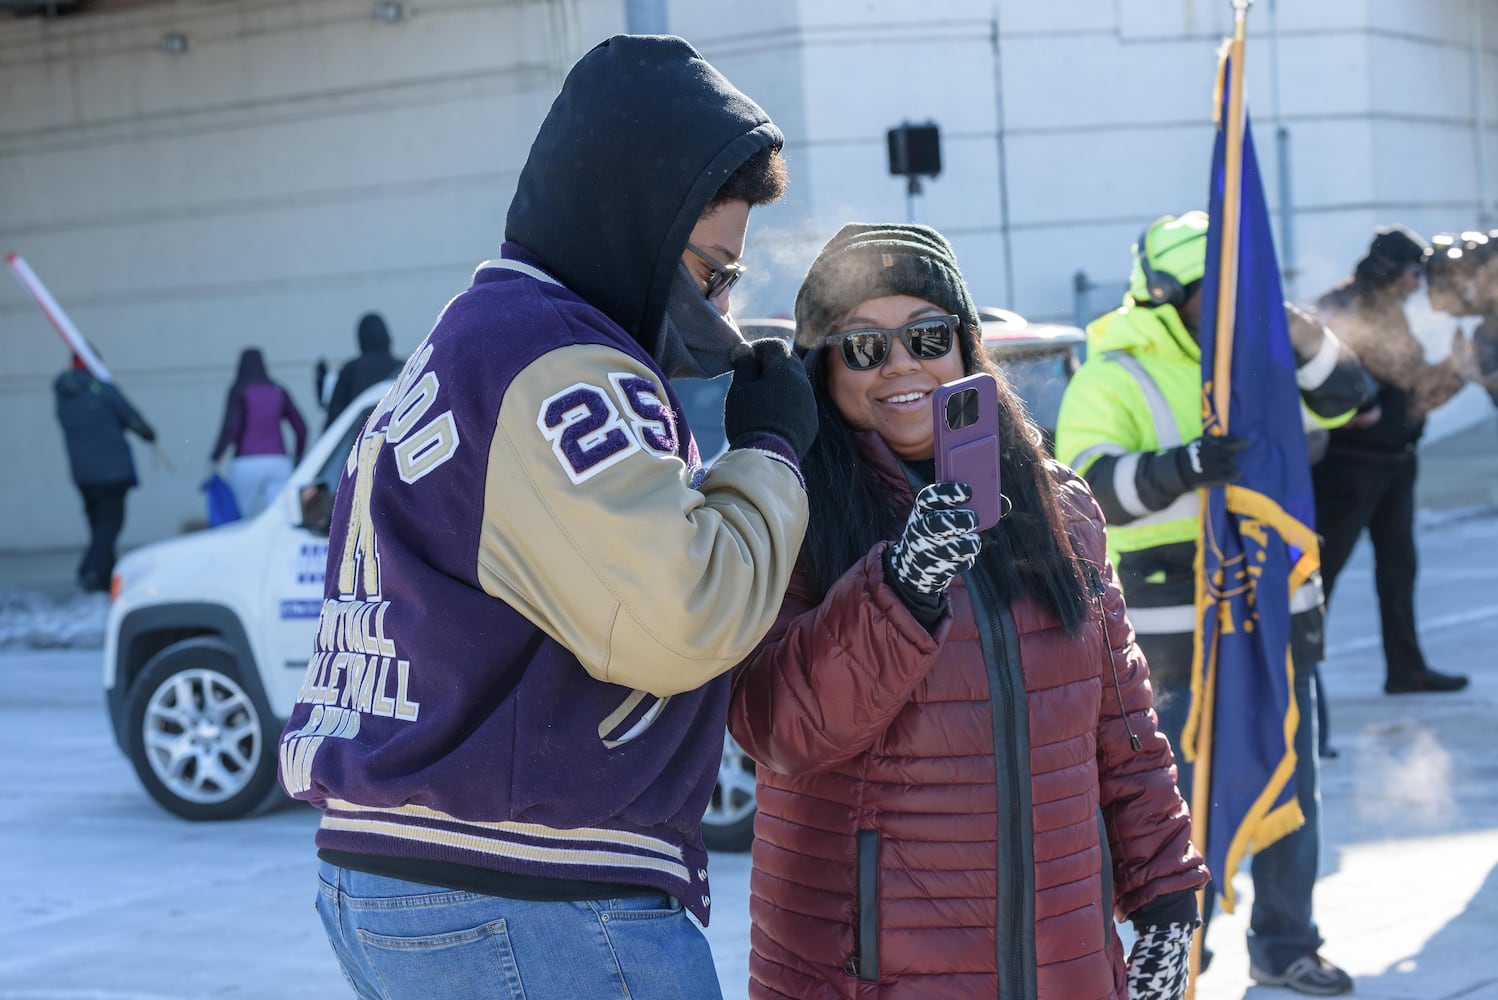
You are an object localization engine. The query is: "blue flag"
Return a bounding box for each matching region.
[1181,69,1321,913]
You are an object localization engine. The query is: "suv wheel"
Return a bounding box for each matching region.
[126,639,282,820]
[702,731,756,851]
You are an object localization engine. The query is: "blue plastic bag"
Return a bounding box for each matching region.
[202,472,241,527]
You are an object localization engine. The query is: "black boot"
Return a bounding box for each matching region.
[1385,668,1470,694]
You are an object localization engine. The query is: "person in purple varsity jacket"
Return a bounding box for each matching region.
[277,34,817,1000]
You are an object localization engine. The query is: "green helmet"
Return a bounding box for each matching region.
[1129,211,1210,307]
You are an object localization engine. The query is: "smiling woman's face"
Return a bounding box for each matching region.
[825,294,967,460]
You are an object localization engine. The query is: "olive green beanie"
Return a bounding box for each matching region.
[793,223,981,350]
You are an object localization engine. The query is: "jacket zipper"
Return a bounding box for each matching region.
[1096,808,1114,946]
[966,566,1033,998]
[855,829,879,981]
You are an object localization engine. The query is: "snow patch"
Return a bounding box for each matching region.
[0,588,108,651]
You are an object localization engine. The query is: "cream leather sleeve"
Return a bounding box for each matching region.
[476,343,808,697]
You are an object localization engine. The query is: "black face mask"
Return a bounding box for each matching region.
[653,261,745,379]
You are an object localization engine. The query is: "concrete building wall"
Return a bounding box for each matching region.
[2,0,1494,556]
[1,0,624,553]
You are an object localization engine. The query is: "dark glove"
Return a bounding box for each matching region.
[886,482,982,596]
[723,338,817,459]
[1126,921,1194,1000]
[1169,434,1249,490]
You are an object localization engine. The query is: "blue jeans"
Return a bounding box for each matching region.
[315,862,724,1000]
[1143,630,1323,976]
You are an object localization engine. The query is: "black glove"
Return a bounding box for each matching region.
[723,338,818,459]
[1128,435,1249,512]
[886,482,982,597]
[1170,434,1249,490]
[1126,921,1194,1000]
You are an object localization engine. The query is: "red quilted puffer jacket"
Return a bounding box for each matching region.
[728,438,1208,1000]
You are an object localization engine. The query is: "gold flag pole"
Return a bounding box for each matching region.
[1186,2,1251,997]
[1212,2,1250,431]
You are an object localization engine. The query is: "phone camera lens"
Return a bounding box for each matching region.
[946,388,978,430]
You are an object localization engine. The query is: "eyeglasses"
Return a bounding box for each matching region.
[826,314,961,371]
[684,242,746,300]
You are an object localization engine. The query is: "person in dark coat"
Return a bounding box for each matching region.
[1313,226,1471,694]
[53,352,157,592]
[324,312,403,427]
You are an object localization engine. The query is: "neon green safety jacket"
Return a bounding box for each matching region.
[1053,299,1372,639]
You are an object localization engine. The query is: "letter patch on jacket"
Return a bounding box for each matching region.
[538,375,678,485]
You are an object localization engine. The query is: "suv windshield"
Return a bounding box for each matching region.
[671,374,733,463]
[1000,352,1074,433]
[298,405,376,535]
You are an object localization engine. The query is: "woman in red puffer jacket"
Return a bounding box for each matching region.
[728,223,1209,1000]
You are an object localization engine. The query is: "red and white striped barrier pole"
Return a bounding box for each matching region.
[6,251,113,383]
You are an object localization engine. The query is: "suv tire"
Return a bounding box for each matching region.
[702,732,757,851]
[126,638,283,821]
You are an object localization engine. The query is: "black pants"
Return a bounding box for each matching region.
[1311,447,1427,687]
[77,481,129,591]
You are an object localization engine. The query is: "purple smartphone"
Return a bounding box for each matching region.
[932,373,1003,531]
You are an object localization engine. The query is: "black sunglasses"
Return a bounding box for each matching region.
[684,242,746,300]
[826,314,960,371]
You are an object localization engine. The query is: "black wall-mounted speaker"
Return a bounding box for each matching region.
[887,123,942,178]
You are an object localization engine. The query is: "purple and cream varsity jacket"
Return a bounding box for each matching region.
[277,249,807,923]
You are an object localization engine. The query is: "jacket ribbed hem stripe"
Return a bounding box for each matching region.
[317,801,690,885]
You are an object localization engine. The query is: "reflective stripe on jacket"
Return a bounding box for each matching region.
[1056,303,1203,568]
[1055,301,1330,634]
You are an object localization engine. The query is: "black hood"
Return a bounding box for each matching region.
[357,312,392,353]
[54,369,94,398]
[504,34,781,354]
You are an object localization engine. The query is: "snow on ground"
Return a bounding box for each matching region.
[0,588,108,652]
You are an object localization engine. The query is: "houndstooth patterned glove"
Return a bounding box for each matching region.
[886,482,982,595]
[1126,921,1194,1000]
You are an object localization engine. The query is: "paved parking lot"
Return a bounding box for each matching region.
[1,508,1495,998]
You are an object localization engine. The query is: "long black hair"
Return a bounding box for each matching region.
[231,347,271,390]
[798,322,1089,634]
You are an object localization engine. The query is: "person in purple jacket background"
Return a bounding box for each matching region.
[210,347,307,517]
[279,34,816,1000]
